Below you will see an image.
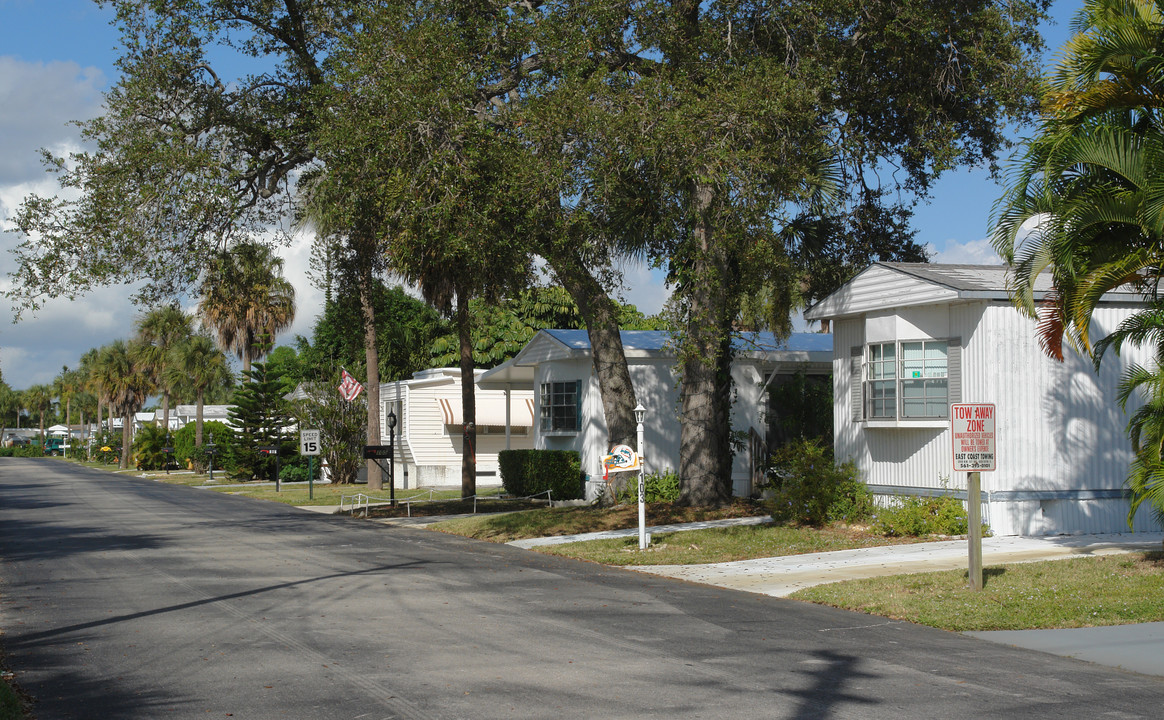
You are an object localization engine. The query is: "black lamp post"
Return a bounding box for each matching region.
[205,432,217,483]
[162,431,173,475]
[387,409,397,505]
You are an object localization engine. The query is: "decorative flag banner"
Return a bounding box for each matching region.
[338,369,364,401]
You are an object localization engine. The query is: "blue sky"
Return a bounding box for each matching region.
[0,0,1084,390]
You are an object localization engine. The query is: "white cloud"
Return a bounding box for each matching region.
[611,258,671,315]
[927,237,1004,265]
[0,56,105,185]
[280,227,325,344]
[0,57,122,388]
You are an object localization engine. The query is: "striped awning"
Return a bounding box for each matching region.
[437,397,535,427]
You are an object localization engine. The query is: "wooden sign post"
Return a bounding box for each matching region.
[951,403,996,591]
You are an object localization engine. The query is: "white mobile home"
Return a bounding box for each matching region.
[478,330,832,500]
[805,262,1158,536]
[379,368,535,488]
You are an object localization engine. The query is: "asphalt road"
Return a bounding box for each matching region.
[2,458,1163,719]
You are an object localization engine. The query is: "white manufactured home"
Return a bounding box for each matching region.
[378,368,535,488]
[805,262,1159,536]
[478,329,833,501]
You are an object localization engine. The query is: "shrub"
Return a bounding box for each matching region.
[280,459,312,483]
[94,430,122,464]
[14,446,43,458]
[873,495,979,537]
[0,447,13,457]
[173,421,237,474]
[499,449,584,500]
[616,470,681,504]
[132,425,174,470]
[766,439,873,526]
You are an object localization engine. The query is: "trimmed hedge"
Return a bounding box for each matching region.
[498,449,584,500]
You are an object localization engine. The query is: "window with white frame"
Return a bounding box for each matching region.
[854,338,959,421]
[540,380,581,432]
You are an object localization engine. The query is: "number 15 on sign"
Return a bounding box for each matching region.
[300,429,321,456]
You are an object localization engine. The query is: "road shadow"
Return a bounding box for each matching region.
[0,516,168,563]
[7,558,434,648]
[787,648,879,718]
[9,661,191,720]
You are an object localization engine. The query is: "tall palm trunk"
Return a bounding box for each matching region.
[457,293,477,499]
[358,263,382,491]
[121,410,133,469]
[196,389,205,447]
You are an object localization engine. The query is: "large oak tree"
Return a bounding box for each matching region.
[11,0,1050,505]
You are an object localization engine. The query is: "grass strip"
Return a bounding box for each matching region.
[430,500,767,542]
[789,552,1164,631]
[525,524,929,566]
[0,676,21,720]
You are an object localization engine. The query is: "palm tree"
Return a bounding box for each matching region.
[993,0,1164,525]
[101,340,156,469]
[1089,303,1164,526]
[167,334,232,447]
[22,384,54,447]
[198,243,296,374]
[136,304,193,433]
[993,121,1164,356]
[296,173,388,492]
[81,346,114,439]
[53,365,84,431]
[77,347,105,442]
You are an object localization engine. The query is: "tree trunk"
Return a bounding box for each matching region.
[121,411,133,470]
[552,251,639,450]
[677,182,735,507]
[457,294,477,499]
[196,390,204,447]
[161,393,170,434]
[358,265,383,491]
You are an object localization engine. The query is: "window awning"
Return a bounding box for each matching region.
[437,397,535,427]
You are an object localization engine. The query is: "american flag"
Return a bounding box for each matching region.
[338,369,364,401]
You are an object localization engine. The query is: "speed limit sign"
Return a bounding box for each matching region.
[300,429,321,456]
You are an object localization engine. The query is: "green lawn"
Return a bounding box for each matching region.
[429,500,767,542]
[790,553,1164,631]
[505,523,930,566]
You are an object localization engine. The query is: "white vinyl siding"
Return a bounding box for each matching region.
[832,298,1158,536]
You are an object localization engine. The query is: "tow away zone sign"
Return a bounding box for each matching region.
[951,403,995,472]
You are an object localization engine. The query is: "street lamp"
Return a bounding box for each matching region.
[634,403,648,549]
[205,432,218,483]
[387,409,398,505]
[163,431,173,475]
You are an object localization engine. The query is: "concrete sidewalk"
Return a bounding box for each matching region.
[628,531,1164,598]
